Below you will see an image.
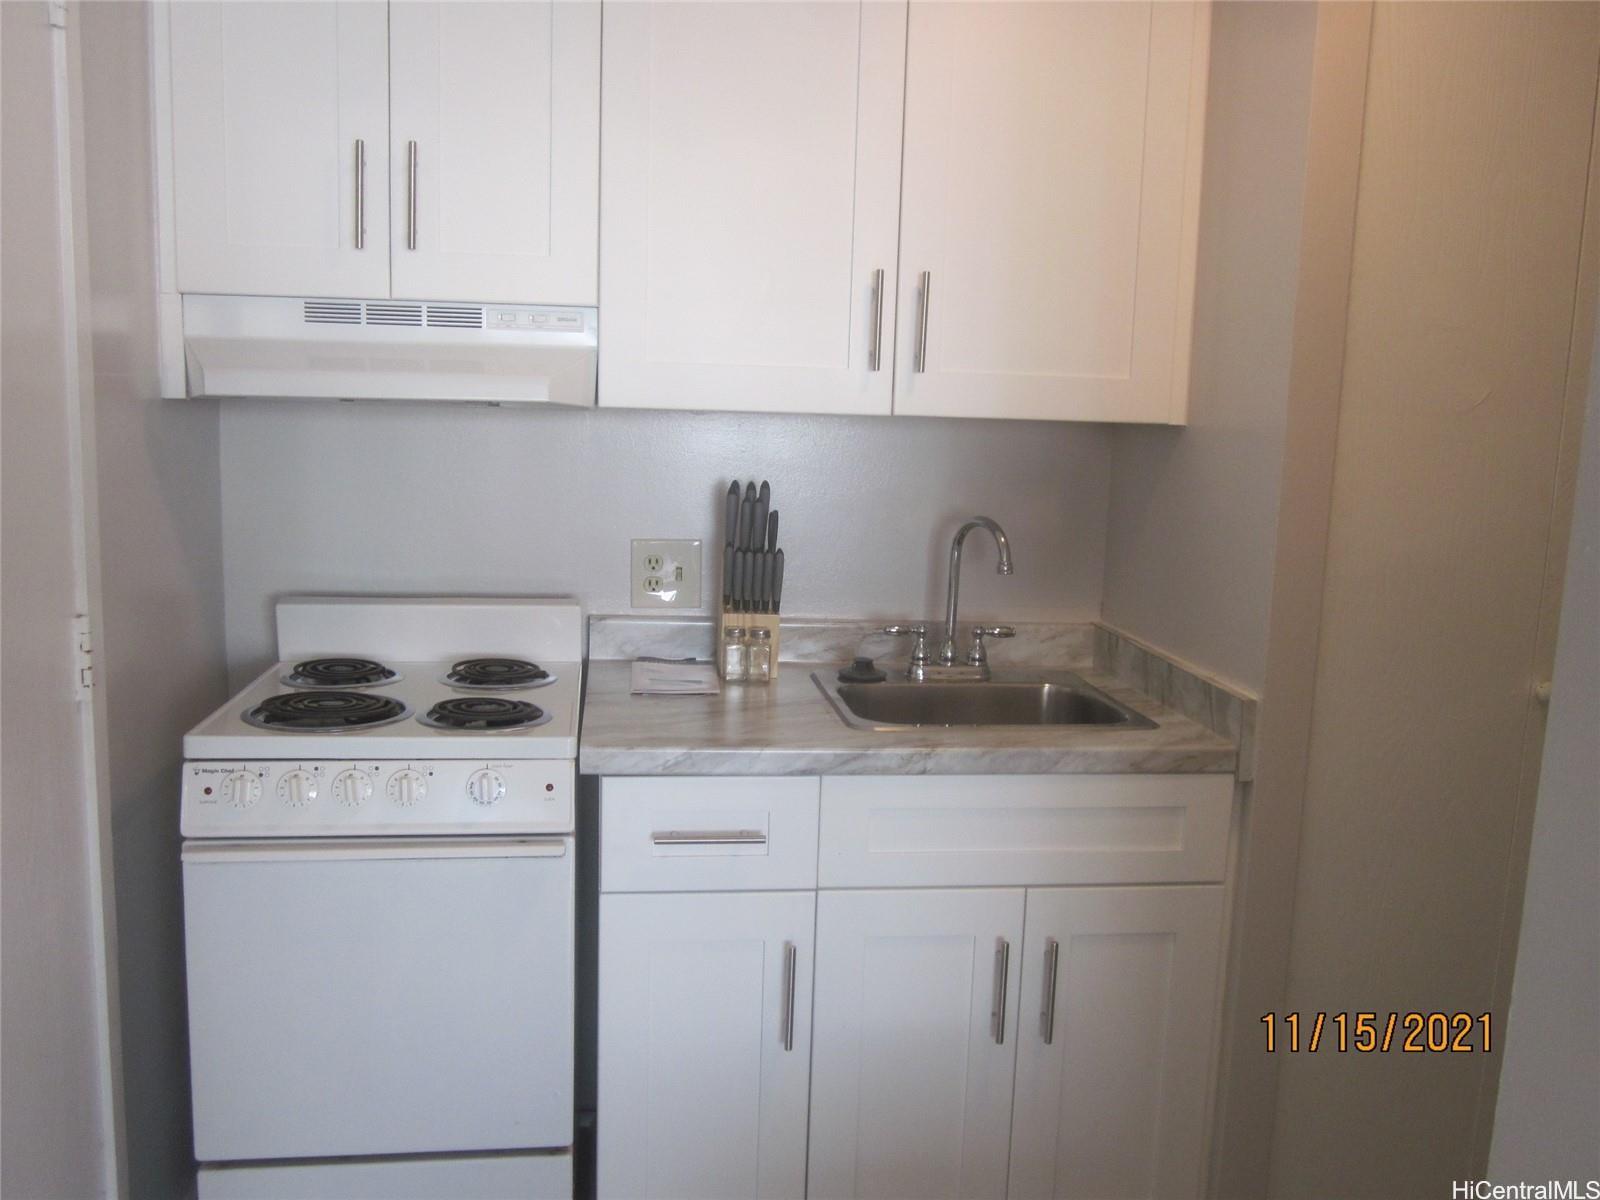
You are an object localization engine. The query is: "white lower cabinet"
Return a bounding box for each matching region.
[597,889,815,1200]
[599,775,1231,1200]
[1009,886,1226,1200]
[807,889,1027,1200]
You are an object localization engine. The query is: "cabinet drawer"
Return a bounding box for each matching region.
[819,775,1233,888]
[600,777,820,893]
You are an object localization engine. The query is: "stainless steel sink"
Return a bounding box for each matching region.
[812,670,1157,731]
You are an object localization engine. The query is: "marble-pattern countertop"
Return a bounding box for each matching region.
[578,659,1237,777]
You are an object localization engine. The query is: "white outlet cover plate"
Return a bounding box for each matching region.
[631,539,703,609]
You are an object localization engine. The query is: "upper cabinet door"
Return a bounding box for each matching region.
[894,2,1210,423]
[388,2,599,304]
[168,2,390,298]
[598,2,906,415]
[1008,886,1226,1200]
[808,888,1025,1200]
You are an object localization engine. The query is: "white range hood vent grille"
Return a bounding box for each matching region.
[182,294,597,405]
[303,300,362,325]
[300,300,488,330]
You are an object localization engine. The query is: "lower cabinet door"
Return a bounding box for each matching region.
[1008,886,1226,1200]
[808,888,1026,1200]
[597,890,815,1200]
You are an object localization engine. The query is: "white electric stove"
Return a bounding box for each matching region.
[181,597,582,1200]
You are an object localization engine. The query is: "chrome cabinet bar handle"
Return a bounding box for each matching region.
[780,941,798,1051]
[868,268,885,371]
[991,936,1011,1044]
[406,140,419,250]
[354,139,366,249]
[650,829,767,846]
[914,270,932,373]
[1040,937,1060,1045]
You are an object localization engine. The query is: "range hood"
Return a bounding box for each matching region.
[179,294,597,405]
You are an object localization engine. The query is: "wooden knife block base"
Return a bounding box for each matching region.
[716,609,782,682]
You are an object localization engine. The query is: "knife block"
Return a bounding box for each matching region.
[716,608,782,682]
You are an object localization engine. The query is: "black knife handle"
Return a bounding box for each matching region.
[750,496,767,553]
[725,481,741,549]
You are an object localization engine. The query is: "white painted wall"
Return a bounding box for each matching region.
[1488,315,1600,1182]
[1101,0,1318,692]
[76,5,230,1197]
[218,402,1111,680]
[1,5,116,1196]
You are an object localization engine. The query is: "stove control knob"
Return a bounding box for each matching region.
[467,769,505,807]
[223,771,261,809]
[387,769,425,808]
[276,770,316,808]
[332,769,371,809]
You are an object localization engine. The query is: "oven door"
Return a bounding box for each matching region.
[182,836,573,1162]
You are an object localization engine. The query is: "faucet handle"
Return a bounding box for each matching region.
[882,624,932,665]
[967,625,1016,667]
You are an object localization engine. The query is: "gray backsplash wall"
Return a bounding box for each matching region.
[220,401,1112,682]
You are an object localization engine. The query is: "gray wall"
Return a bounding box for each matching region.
[78,5,230,1197]
[1488,316,1600,1181]
[219,402,1111,679]
[1,6,117,1195]
[1101,0,1317,691]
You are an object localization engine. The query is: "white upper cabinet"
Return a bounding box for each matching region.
[389,2,598,304]
[598,1,906,415]
[894,2,1209,423]
[164,0,598,304]
[168,2,390,298]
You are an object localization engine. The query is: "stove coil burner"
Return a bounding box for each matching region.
[443,657,554,690]
[419,696,551,732]
[282,657,398,689]
[244,691,410,732]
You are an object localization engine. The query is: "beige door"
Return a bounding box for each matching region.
[1,3,119,1193]
[1268,4,1600,1196]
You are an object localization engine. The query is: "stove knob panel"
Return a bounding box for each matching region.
[332,769,372,809]
[276,770,316,808]
[387,769,425,808]
[223,771,261,809]
[467,769,505,807]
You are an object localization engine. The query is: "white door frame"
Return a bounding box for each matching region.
[52,3,128,1193]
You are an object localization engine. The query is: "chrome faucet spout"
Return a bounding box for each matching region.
[941,516,1014,666]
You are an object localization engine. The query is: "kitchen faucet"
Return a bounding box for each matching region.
[884,516,1016,681]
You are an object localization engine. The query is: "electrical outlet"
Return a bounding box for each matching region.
[631,539,702,609]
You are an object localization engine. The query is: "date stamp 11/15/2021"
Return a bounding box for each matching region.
[1260,1011,1493,1053]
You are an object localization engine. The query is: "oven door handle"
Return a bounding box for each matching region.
[181,837,569,864]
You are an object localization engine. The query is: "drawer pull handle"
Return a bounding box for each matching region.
[651,829,767,846]
[780,940,798,1051]
[991,936,1011,1044]
[1040,937,1060,1045]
